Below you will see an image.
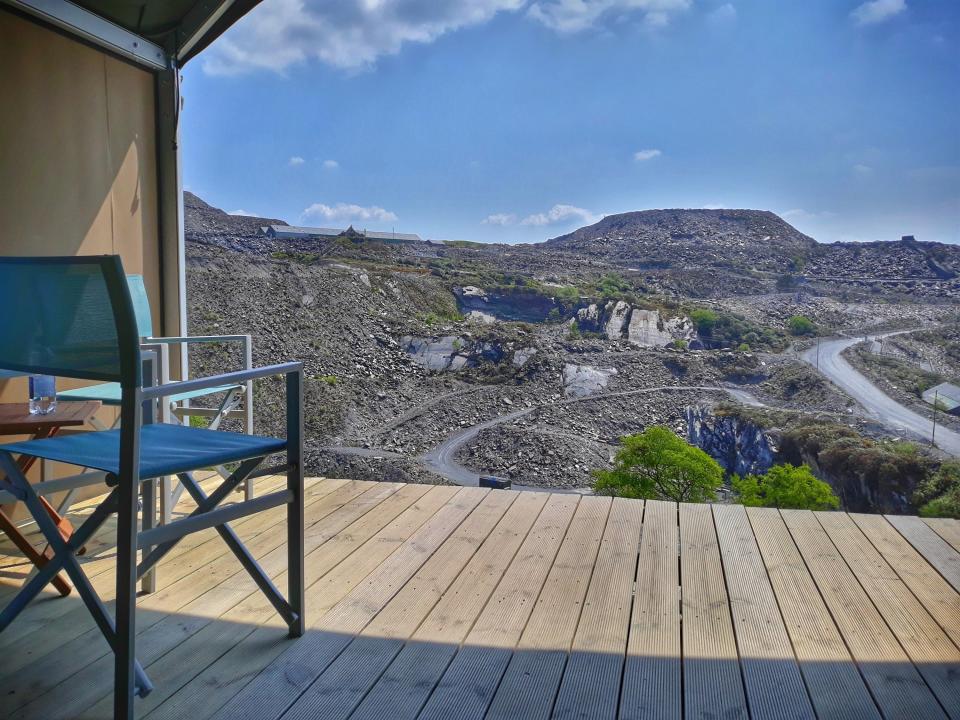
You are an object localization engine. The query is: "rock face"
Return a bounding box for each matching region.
[576,302,693,347]
[401,336,505,371]
[563,364,617,397]
[604,301,631,339]
[685,406,776,477]
[453,285,560,322]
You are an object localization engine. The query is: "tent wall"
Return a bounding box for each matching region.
[0,9,163,510]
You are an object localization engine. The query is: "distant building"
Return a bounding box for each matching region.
[261,224,421,244]
[922,382,960,415]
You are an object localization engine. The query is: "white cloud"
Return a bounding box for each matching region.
[483,213,518,225]
[203,0,525,75]
[288,156,305,166]
[521,204,600,226]
[527,0,691,34]
[322,159,340,169]
[851,0,906,26]
[228,209,254,216]
[302,202,398,224]
[852,163,874,176]
[707,3,737,23]
[634,148,662,162]
[702,203,726,209]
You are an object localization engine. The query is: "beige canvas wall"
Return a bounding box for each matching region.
[0,9,161,512]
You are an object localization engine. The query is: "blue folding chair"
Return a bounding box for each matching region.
[58,274,256,520]
[0,256,304,720]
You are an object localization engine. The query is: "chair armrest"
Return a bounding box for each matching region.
[146,334,250,345]
[142,362,301,401]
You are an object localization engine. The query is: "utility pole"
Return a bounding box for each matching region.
[931,389,939,447]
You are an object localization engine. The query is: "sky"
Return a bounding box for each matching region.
[181,0,960,245]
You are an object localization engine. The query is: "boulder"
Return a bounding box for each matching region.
[563,363,618,397]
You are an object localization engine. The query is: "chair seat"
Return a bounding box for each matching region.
[0,424,286,480]
[58,382,243,406]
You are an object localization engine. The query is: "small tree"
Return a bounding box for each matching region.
[593,426,723,502]
[787,315,816,336]
[733,463,839,510]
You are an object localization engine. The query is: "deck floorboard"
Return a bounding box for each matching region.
[1,480,958,720]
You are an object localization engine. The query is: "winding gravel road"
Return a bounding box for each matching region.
[802,331,959,456]
[420,385,729,487]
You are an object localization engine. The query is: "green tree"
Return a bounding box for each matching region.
[732,463,839,510]
[787,315,816,336]
[593,427,723,502]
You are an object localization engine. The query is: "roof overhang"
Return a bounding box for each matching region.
[1,0,262,69]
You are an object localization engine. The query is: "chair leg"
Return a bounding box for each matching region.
[140,479,157,593]
[287,369,305,638]
[115,472,142,719]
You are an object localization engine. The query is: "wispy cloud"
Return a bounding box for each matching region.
[322,159,340,169]
[302,202,398,224]
[851,0,906,26]
[852,163,874,176]
[707,3,737,24]
[203,0,525,75]
[482,213,518,226]
[527,0,691,34]
[521,204,600,226]
[634,148,662,162]
[228,209,254,216]
[288,156,305,166]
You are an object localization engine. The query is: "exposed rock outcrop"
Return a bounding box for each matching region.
[685,406,776,477]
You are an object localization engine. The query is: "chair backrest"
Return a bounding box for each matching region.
[126,275,154,338]
[0,256,141,387]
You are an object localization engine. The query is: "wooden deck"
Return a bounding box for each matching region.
[1,477,959,720]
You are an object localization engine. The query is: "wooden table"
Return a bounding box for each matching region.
[0,401,101,597]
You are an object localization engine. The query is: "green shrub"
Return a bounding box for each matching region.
[733,464,840,510]
[737,343,751,353]
[915,460,960,519]
[787,315,816,336]
[690,309,718,335]
[593,427,723,502]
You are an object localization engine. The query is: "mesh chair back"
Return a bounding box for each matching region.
[0,256,141,385]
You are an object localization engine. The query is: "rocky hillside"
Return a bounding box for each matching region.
[543,209,817,272]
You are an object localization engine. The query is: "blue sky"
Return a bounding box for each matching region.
[181,0,959,245]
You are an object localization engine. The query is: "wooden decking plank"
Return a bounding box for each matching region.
[713,504,815,720]
[852,513,960,649]
[78,480,411,720]
[484,496,611,720]
[277,490,518,720]
[679,502,749,720]
[348,491,549,720]
[140,481,438,720]
[10,480,392,720]
[0,477,360,694]
[746,508,881,720]
[885,514,960,593]
[552,497,643,720]
[923,517,960,554]
[619,499,680,720]
[0,474,300,652]
[415,494,581,720]
[817,511,960,717]
[781,509,946,720]
[202,486,486,720]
